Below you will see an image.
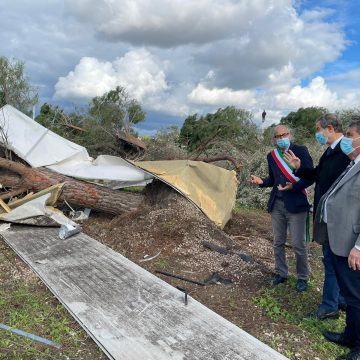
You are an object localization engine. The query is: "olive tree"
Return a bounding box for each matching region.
[0,56,38,114]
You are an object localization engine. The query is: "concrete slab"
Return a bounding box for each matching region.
[1,226,288,360]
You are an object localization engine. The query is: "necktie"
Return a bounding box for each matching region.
[325,147,333,156]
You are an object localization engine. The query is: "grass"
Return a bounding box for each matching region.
[233,200,260,212]
[160,219,178,233]
[120,186,145,193]
[154,257,168,270]
[252,269,347,360]
[0,241,105,360]
[232,205,348,358]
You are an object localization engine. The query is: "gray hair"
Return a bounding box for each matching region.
[348,119,360,134]
[317,113,343,132]
[271,124,294,146]
[272,124,293,137]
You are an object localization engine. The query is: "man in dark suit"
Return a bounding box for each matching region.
[313,120,360,360]
[250,124,313,292]
[284,114,350,319]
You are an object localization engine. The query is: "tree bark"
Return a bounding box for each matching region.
[196,155,242,172]
[0,157,144,214]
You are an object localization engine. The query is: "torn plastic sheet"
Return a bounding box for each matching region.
[0,105,153,187]
[0,193,77,227]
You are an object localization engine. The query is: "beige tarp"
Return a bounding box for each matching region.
[135,160,238,228]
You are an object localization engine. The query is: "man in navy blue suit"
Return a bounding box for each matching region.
[251,124,313,292]
[284,114,350,319]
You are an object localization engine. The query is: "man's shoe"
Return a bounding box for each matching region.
[336,347,360,360]
[323,331,354,348]
[272,274,287,286]
[339,303,348,311]
[305,309,339,320]
[295,279,308,292]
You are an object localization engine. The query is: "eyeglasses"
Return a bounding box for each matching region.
[274,132,289,139]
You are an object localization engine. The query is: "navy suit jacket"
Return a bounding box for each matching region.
[260,143,314,213]
[295,142,350,216]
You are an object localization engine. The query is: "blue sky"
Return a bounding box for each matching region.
[299,1,360,79]
[1,0,359,135]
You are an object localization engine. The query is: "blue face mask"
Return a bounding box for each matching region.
[340,136,360,155]
[315,131,328,145]
[276,138,290,149]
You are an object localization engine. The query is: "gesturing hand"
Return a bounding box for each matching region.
[250,175,263,185]
[284,150,301,170]
[277,182,293,191]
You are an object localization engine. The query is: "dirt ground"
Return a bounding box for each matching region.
[81,184,325,359]
[1,183,332,359]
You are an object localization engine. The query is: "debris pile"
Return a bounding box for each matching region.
[82,183,269,286]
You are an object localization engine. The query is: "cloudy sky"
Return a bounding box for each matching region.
[1,0,359,134]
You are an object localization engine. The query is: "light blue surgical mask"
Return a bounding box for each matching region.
[340,136,360,155]
[315,131,328,145]
[276,138,290,149]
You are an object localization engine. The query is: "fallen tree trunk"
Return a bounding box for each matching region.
[196,155,242,172]
[0,157,144,214]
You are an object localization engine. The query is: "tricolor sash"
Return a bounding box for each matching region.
[271,148,310,242]
[271,148,307,196]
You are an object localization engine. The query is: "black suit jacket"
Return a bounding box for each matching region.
[295,142,350,215]
[260,143,313,214]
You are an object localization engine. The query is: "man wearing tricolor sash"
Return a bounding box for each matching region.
[250,124,313,292]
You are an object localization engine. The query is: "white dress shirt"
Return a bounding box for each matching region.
[330,135,343,150]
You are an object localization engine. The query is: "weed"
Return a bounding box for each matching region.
[0,242,105,359]
[253,292,292,321]
[154,257,168,270]
[252,276,346,360]
[161,219,177,232]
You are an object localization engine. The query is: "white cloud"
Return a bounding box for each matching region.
[54,49,168,102]
[0,0,355,132]
[65,0,264,47]
[188,84,257,107]
[266,63,297,93]
[54,57,116,99]
[301,7,336,22]
[193,5,345,90]
[65,0,346,89]
[273,76,358,110]
[328,68,360,82]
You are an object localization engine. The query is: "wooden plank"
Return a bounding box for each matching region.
[7,184,63,209]
[1,227,288,360]
[0,198,11,213]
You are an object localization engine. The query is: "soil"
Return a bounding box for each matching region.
[0,181,327,359]
[81,183,322,359]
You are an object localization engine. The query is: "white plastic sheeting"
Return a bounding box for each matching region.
[0,193,77,226]
[0,105,153,187]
